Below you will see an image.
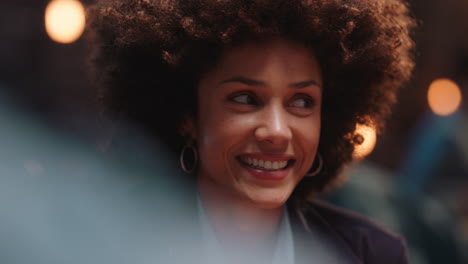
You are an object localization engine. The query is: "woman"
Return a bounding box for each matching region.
[87,0,415,263]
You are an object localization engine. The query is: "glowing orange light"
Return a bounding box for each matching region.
[427,78,462,116]
[45,0,86,44]
[352,123,377,159]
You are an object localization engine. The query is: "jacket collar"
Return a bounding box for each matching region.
[288,197,363,264]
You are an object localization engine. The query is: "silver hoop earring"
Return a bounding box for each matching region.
[180,141,198,174]
[305,152,323,177]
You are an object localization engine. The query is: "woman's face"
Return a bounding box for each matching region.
[192,39,322,208]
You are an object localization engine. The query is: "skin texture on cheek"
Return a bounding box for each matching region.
[196,106,246,194]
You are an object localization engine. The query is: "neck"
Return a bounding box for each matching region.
[197,176,283,256]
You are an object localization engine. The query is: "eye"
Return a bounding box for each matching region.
[229,93,258,105]
[289,94,315,109]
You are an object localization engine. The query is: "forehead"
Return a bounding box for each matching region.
[201,39,322,86]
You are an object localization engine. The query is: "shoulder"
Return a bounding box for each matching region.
[294,199,408,264]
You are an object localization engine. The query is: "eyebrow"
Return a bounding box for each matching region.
[220,76,321,88]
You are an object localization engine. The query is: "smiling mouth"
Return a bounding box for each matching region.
[237,156,295,171]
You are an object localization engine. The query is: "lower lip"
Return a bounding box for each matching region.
[240,162,290,181]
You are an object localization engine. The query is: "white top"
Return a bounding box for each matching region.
[197,196,295,264]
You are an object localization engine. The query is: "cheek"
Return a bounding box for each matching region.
[293,116,321,165]
[197,109,257,148]
[196,113,255,169]
[305,120,320,148]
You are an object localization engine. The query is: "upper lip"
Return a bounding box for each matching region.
[237,153,295,162]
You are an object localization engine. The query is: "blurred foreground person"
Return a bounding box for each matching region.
[0,90,194,264]
[87,0,415,263]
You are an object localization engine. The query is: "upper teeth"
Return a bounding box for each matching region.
[240,156,288,170]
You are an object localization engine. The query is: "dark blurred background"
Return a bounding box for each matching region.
[0,0,466,263]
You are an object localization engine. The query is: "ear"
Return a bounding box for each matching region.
[178,115,197,140]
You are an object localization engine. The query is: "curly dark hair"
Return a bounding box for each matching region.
[86,0,415,196]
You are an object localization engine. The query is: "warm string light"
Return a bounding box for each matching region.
[45,0,86,44]
[427,78,462,116]
[352,123,377,160]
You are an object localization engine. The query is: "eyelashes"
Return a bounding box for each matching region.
[229,92,258,105]
[289,94,316,109]
[228,92,316,109]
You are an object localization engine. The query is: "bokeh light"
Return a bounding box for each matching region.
[45,0,86,44]
[427,78,462,116]
[352,123,377,160]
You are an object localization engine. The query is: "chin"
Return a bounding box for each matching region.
[245,189,291,209]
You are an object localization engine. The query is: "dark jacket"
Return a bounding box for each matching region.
[151,174,409,264]
[289,198,408,264]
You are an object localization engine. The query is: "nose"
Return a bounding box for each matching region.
[254,103,292,146]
